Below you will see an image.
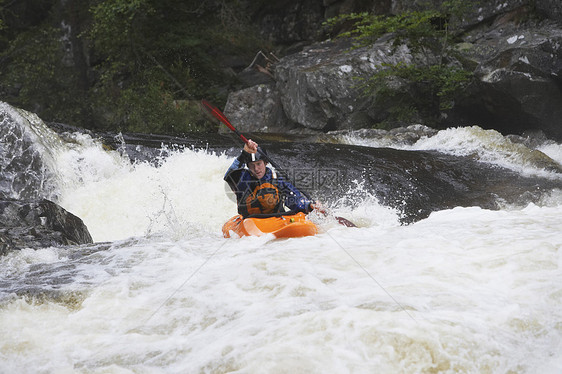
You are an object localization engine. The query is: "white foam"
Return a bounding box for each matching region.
[538,142,562,165]
[56,140,235,242]
[1,203,561,372]
[340,125,562,180]
[2,109,562,372]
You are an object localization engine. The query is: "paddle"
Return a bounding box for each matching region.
[201,100,356,228]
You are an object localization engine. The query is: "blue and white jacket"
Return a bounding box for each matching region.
[224,153,313,217]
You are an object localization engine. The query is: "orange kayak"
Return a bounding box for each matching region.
[222,212,318,238]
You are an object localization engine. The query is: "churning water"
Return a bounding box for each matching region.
[1,103,561,373]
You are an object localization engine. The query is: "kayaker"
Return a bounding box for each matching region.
[224,139,321,217]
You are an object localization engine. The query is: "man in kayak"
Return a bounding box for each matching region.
[224,139,319,217]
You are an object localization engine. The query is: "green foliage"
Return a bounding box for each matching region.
[0,24,90,123]
[84,0,268,134]
[88,0,152,57]
[326,0,475,126]
[0,0,5,31]
[92,65,213,133]
[0,0,270,134]
[327,10,443,53]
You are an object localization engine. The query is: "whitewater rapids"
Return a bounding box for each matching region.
[1,108,562,372]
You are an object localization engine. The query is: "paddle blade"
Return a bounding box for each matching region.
[315,204,356,227]
[335,216,357,227]
[201,100,249,142]
[201,100,227,126]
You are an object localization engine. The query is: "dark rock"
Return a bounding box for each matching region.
[1,102,93,255]
[325,0,389,22]
[453,12,562,139]
[536,0,562,23]
[252,0,325,50]
[461,0,530,26]
[0,199,93,255]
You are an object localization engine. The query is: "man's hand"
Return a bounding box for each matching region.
[244,139,258,154]
[311,201,327,215]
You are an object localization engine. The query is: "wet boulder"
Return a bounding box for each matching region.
[274,37,414,132]
[0,199,93,255]
[453,7,562,140]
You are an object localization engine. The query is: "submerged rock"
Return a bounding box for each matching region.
[262,141,562,223]
[0,199,93,255]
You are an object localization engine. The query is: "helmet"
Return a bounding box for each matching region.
[248,147,268,163]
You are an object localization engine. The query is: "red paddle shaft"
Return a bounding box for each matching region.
[201,100,283,177]
[201,100,249,143]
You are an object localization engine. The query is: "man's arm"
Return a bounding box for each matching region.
[224,157,243,180]
[277,178,314,213]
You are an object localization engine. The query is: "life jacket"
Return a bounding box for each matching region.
[243,182,281,215]
[224,166,282,217]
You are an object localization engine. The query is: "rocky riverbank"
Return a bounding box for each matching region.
[224,0,562,140]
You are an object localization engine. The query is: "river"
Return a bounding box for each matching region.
[1,103,561,373]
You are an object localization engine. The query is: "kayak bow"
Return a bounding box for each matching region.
[222,212,318,238]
